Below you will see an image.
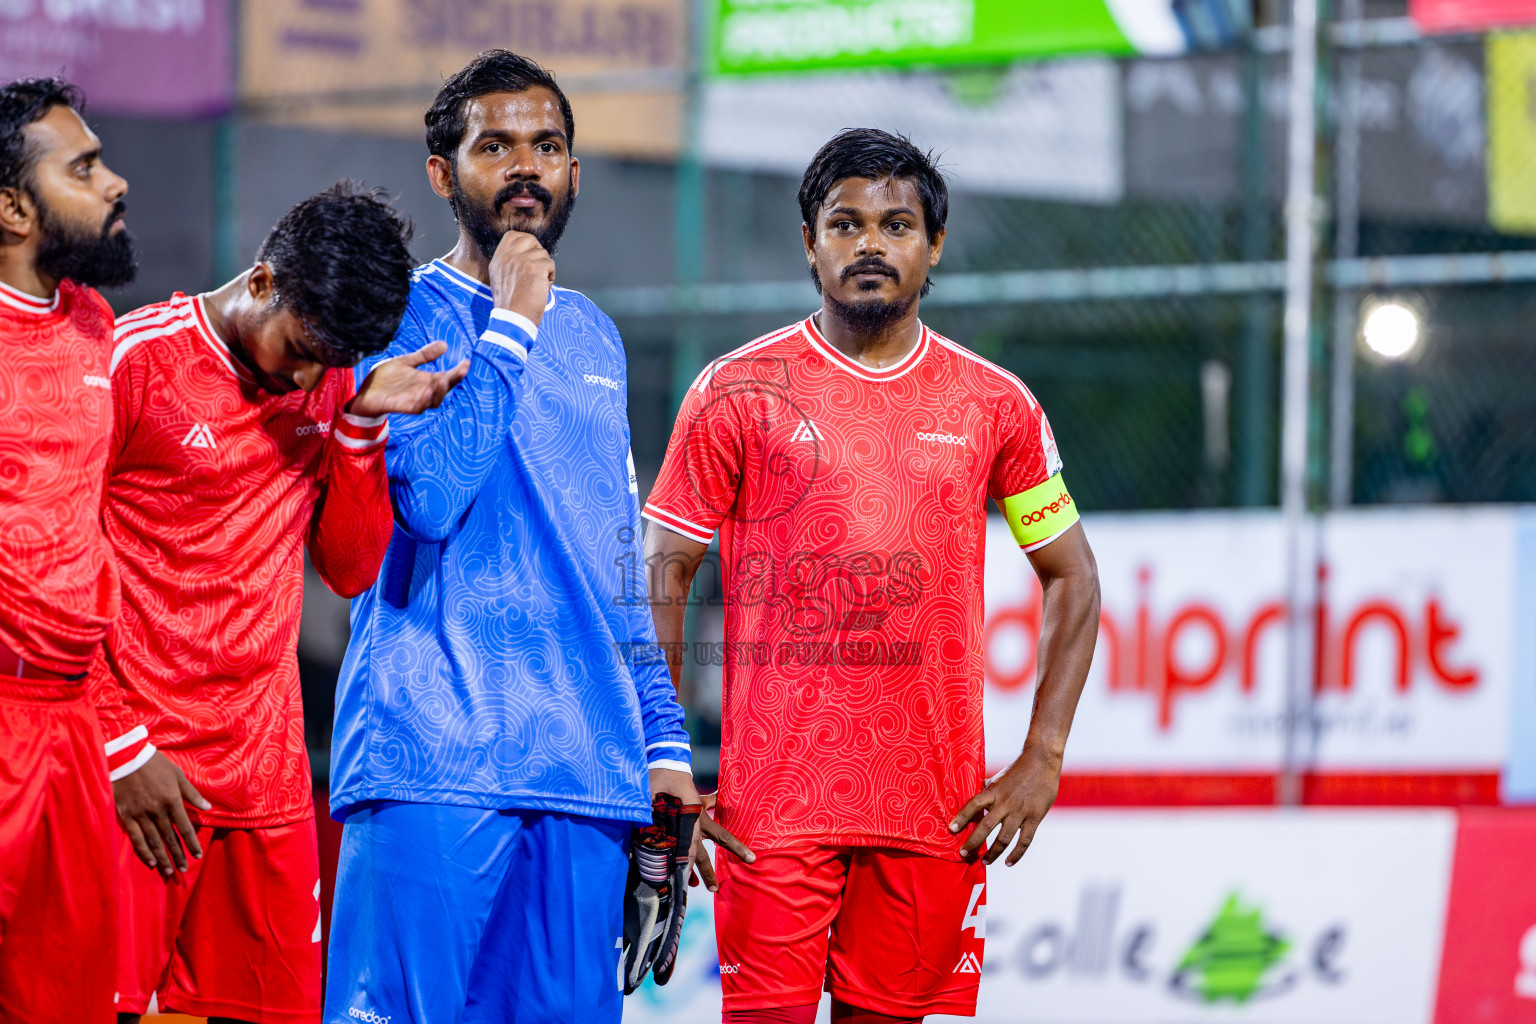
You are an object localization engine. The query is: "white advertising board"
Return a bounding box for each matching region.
[623,810,1457,1024]
[983,507,1521,780]
[701,59,1124,203]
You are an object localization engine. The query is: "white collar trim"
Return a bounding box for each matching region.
[190,294,253,381]
[0,278,60,315]
[431,259,558,311]
[801,314,931,383]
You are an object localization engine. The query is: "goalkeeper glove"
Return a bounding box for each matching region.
[621,793,700,993]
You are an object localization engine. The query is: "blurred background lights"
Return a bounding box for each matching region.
[1361,300,1422,360]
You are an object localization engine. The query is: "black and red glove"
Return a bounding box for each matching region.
[622,793,700,993]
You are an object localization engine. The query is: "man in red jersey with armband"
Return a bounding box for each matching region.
[0,77,136,1024]
[644,130,1101,1022]
[91,183,468,1024]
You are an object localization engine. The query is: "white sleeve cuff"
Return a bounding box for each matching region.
[108,742,157,782]
[104,723,148,756]
[481,307,536,359]
[647,759,693,775]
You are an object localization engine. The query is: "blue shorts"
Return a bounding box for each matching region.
[322,803,630,1024]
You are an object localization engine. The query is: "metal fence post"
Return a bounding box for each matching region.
[671,0,708,413]
[1328,0,1364,508]
[1279,0,1324,807]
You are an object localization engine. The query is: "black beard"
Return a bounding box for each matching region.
[34,196,136,289]
[826,291,916,336]
[453,173,576,259]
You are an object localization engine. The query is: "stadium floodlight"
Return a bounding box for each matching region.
[1360,299,1422,361]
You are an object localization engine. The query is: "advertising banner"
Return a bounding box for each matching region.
[708,0,1224,75]
[702,58,1123,203]
[1434,809,1536,1022]
[0,0,231,117]
[982,506,1531,804]
[241,0,686,158]
[1487,32,1536,233]
[623,810,1459,1024]
[1413,0,1536,31]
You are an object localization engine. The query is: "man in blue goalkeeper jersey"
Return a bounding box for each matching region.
[322,52,736,1024]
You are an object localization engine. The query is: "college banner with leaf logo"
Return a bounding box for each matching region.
[621,809,1536,1024]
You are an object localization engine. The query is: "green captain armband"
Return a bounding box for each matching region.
[1000,475,1079,550]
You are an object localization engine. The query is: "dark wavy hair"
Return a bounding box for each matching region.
[426,49,575,163]
[0,77,84,194]
[798,128,948,297]
[255,182,415,366]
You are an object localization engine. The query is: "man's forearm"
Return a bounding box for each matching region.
[1024,564,1101,761]
[643,527,710,690]
[651,557,698,690]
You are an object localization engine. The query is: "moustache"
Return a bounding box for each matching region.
[102,199,126,235]
[840,258,900,284]
[495,180,553,214]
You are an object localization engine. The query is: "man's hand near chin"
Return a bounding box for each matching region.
[648,768,756,893]
[113,750,211,878]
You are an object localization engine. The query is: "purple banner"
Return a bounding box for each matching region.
[0,0,231,117]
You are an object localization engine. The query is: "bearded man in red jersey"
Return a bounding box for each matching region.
[90,183,467,1024]
[0,77,136,1023]
[644,129,1101,1022]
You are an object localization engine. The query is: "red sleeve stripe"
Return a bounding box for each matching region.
[691,322,802,394]
[104,724,154,780]
[103,723,147,756]
[110,308,195,374]
[113,301,183,335]
[642,506,715,544]
[108,743,156,781]
[334,411,388,452]
[341,411,387,430]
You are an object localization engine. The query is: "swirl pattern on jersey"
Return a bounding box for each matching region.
[0,280,118,677]
[329,261,689,825]
[644,316,1060,859]
[87,294,391,827]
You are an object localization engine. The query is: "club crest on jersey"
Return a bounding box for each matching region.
[790,419,824,443]
[181,423,216,449]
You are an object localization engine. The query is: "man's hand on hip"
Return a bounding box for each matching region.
[113,750,210,877]
[649,767,755,892]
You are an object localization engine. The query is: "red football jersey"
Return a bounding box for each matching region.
[88,294,391,824]
[0,279,118,679]
[644,316,1077,858]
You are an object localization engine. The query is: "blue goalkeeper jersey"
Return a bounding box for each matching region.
[328,258,690,824]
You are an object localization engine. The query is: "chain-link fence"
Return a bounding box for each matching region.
[547,6,1536,770]
[214,0,1536,778]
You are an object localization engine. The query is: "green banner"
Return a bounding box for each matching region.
[710,0,1141,75]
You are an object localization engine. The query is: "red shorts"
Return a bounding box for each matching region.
[714,844,987,1017]
[0,682,118,1023]
[116,815,321,1023]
